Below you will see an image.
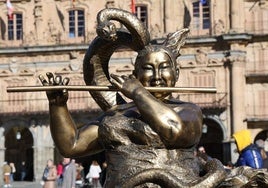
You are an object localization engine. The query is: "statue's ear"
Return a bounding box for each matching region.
[163,28,190,58]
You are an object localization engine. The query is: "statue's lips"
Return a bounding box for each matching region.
[150,84,166,87]
[150,80,166,87]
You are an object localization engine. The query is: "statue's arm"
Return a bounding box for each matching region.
[133,88,203,148]
[39,73,103,157]
[110,74,202,148]
[49,104,103,157]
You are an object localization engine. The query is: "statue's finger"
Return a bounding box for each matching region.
[38,75,49,86]
[110,74,124,83]
[129,75,136,79]
[63,77,70,86]
[121,75,128,80]
[55,76,62,85]
[110,77,121,88]
[46,72,55,85]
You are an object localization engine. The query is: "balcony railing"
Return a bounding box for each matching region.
[0,31,96,48]
[247,104,268,120]
[246,61,268,75]
[245,20,268,35]
[177,92,228,108]
[0,94,99,115]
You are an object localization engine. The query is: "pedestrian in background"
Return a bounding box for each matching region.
[233,129,263,169]
[9,162,16,183]
[42,159,57,188]
[255,139,268,169]
[86,160,101,188]
[3,161,12,187]
[20,161,27,181]
[75,163,84,187]
[61,158,76,188]
[197,146,212,162]
[99,161,107,187]
[57,158,64,187]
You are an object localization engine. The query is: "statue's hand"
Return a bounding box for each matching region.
[110,74,144,99]
[38,72,70,105]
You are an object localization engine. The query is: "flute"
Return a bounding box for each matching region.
[6,85,217,93]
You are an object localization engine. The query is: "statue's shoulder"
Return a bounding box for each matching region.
[165,98,202,112]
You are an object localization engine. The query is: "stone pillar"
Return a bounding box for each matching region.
[33,146,55,181]
[164,0,175,33]
[231,55,247,133]
[230,0,245,33]
[31,125,55,181]
[34,0,43,43]
[0,127,5,186]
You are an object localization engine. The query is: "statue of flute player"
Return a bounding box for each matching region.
[39,8,226,187]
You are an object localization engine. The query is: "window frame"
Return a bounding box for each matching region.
[68,9,85,38]
[135,5,148,28]
[7,12,23,41]
[191,0,211,35]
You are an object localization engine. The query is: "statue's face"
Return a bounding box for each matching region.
[135,51,178,99]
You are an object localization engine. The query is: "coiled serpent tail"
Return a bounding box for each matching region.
[121,159,226,188]
[83,8,150,111]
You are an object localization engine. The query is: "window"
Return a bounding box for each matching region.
[69,9,85,38]
[135,5,148,27]
[192,0,210,30]
[258,91,268,117]
[8,13,23,40]
[189,72,216,106]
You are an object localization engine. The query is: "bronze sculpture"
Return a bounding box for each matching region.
[38,8,227,187]
[6,7,268,187]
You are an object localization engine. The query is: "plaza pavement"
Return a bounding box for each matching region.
[5,181,42,188]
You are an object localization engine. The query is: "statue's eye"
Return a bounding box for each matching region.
[142,64,153,70]
[160,63,170,69]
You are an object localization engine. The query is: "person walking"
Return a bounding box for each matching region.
[42,159,57,188]
[3,161,12,187]
[86,160,101,188]
[61,158,76,188]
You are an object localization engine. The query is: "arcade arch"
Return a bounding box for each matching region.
[199,115,229,164]
[2,119,34,181]
[5,126,34,181]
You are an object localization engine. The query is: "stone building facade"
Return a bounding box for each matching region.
[0,0,267,184]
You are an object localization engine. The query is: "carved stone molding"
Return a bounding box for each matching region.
[195,49,208,65]
[223,55,246,64]
[214,19,225,35]
[179,49,224,68]
[9,59,19,73]
[259,0,268,9]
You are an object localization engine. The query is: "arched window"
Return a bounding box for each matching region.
[8,13,23,40]
[68,9,85,38]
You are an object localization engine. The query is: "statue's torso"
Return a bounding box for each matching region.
[98,112,201,187]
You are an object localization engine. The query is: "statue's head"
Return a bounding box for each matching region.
[133,28,190,99]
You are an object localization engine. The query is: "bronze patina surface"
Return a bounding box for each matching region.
[37,8,268,188]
